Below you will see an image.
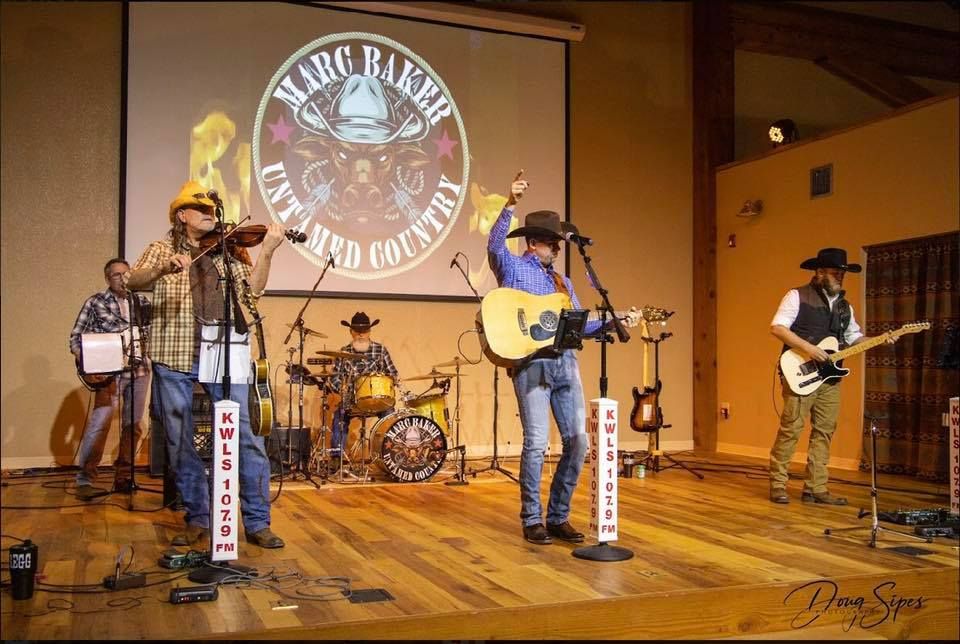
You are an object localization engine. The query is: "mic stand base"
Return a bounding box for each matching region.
[188,562,254,585]
[572,542,634,562]
[650,452,704,480]
[469,458,519,484]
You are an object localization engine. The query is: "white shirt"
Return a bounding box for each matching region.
[771,289,863,345]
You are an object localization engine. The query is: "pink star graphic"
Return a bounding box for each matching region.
[267,114,295,145]
[432,129,458,160]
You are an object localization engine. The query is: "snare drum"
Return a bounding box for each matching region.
[369,413,447,482]
[352,373,395,414]
[404,393,449,434]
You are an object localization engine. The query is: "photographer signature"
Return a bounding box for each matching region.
[784,580,925,631]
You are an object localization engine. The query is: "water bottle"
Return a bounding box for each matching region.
[637,463,646,479]
[9,539,38,600]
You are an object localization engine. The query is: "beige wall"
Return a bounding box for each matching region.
[1,2,694,468]
[715,95,960,469]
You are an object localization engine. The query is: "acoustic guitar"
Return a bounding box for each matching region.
[477,287,640,368]
[240,281,274,437]
[779,321,929,395]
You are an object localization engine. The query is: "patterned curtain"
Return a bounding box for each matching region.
[862,232,959,482]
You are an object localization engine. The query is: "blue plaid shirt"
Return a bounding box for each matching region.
[331,341,399,390]
[488,206,600,336]
[69,288,152,357]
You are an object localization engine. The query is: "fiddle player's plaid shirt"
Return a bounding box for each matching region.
[132,234,253,373]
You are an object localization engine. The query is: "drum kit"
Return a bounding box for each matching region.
[282,348,473,485]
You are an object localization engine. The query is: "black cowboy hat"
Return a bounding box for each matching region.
[505,210,576,241]
[341,311,380,331]
[800,248,862,273]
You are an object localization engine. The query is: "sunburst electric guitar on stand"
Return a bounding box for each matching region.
[629,306,672,433]
[779,321,929,395]
[240,281,274,437]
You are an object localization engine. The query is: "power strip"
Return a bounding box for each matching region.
[103,572,146,590]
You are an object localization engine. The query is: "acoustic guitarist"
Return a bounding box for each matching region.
[487,170,617,546]
[768,247,896,506]
[69,258,152,500]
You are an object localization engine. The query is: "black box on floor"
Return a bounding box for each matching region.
[268,426,312,474]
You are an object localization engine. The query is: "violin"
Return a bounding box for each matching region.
[193,223,307,261]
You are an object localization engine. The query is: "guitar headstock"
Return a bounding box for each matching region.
[899,321,931,335]
[641,305,673,326]
[239,280,259,314]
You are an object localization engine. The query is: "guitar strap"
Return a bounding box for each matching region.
[549,269,570,297]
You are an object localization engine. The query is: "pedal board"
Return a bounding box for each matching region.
[878,507,956,526]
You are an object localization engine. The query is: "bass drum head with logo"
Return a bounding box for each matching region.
[370,413,447,483]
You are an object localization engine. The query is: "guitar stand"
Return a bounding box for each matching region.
[641,333,703,480]
[824,414,931,548]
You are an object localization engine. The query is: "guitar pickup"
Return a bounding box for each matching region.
[798,361,818,376]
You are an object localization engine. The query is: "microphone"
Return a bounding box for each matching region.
[206,189,221,204]
[563,231,593,246]
[327,252,336,269]
[450,255,460,269]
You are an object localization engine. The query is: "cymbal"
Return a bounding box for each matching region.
[315,349,363,360]
[286,323,328,338]
[404,370,466,382]
[433,356,473,369]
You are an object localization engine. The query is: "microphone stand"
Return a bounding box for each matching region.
[124,290,160,509]
[280,253,335,489]
[452,253,514,484]
[573,238,630,398]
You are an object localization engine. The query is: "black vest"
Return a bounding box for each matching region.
[784,281,851,353]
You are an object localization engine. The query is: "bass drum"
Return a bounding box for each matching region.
[369,413,447,483]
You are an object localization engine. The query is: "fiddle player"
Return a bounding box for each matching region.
[127,180,285,549]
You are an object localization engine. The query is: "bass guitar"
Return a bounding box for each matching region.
[477,287,640,368]
[779,321,929,395]
[240,281,274,437]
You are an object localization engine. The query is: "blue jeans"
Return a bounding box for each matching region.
[151,362,271,533]
[76,371,149,486]
[512,351,588,527]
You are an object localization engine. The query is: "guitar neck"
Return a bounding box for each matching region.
[829,328,900,362]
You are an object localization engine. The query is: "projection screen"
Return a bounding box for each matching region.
[124,2,567,299]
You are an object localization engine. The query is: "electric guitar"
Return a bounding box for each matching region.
[477,287,640,368]
[630,306,672,432]
[240,281,274,437]
[779,321,929,395]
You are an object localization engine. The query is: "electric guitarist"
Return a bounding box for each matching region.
[68,258,152,499]
[768,248,897,507]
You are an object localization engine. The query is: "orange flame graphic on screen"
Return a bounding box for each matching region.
[189,111,250,224]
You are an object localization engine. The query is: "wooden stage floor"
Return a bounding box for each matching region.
[2,454,958,640]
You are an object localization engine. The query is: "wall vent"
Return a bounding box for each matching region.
[810,164,833,198]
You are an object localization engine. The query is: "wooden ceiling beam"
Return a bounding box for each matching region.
[815,57,936,107]
[731,1,960,82]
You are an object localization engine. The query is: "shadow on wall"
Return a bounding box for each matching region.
[1,355,88,467]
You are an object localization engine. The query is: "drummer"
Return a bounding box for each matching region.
[330,312,400,457]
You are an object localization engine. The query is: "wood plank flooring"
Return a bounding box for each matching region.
[2,454,957,640]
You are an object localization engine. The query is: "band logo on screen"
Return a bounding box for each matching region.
[254,33,469,280]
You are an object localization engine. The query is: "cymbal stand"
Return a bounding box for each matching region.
[307,380,333,481]
[444,364,468,486]
[450,252,517,483]
[824,414,931,547]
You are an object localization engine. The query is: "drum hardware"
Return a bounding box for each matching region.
[430,357,475,486]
